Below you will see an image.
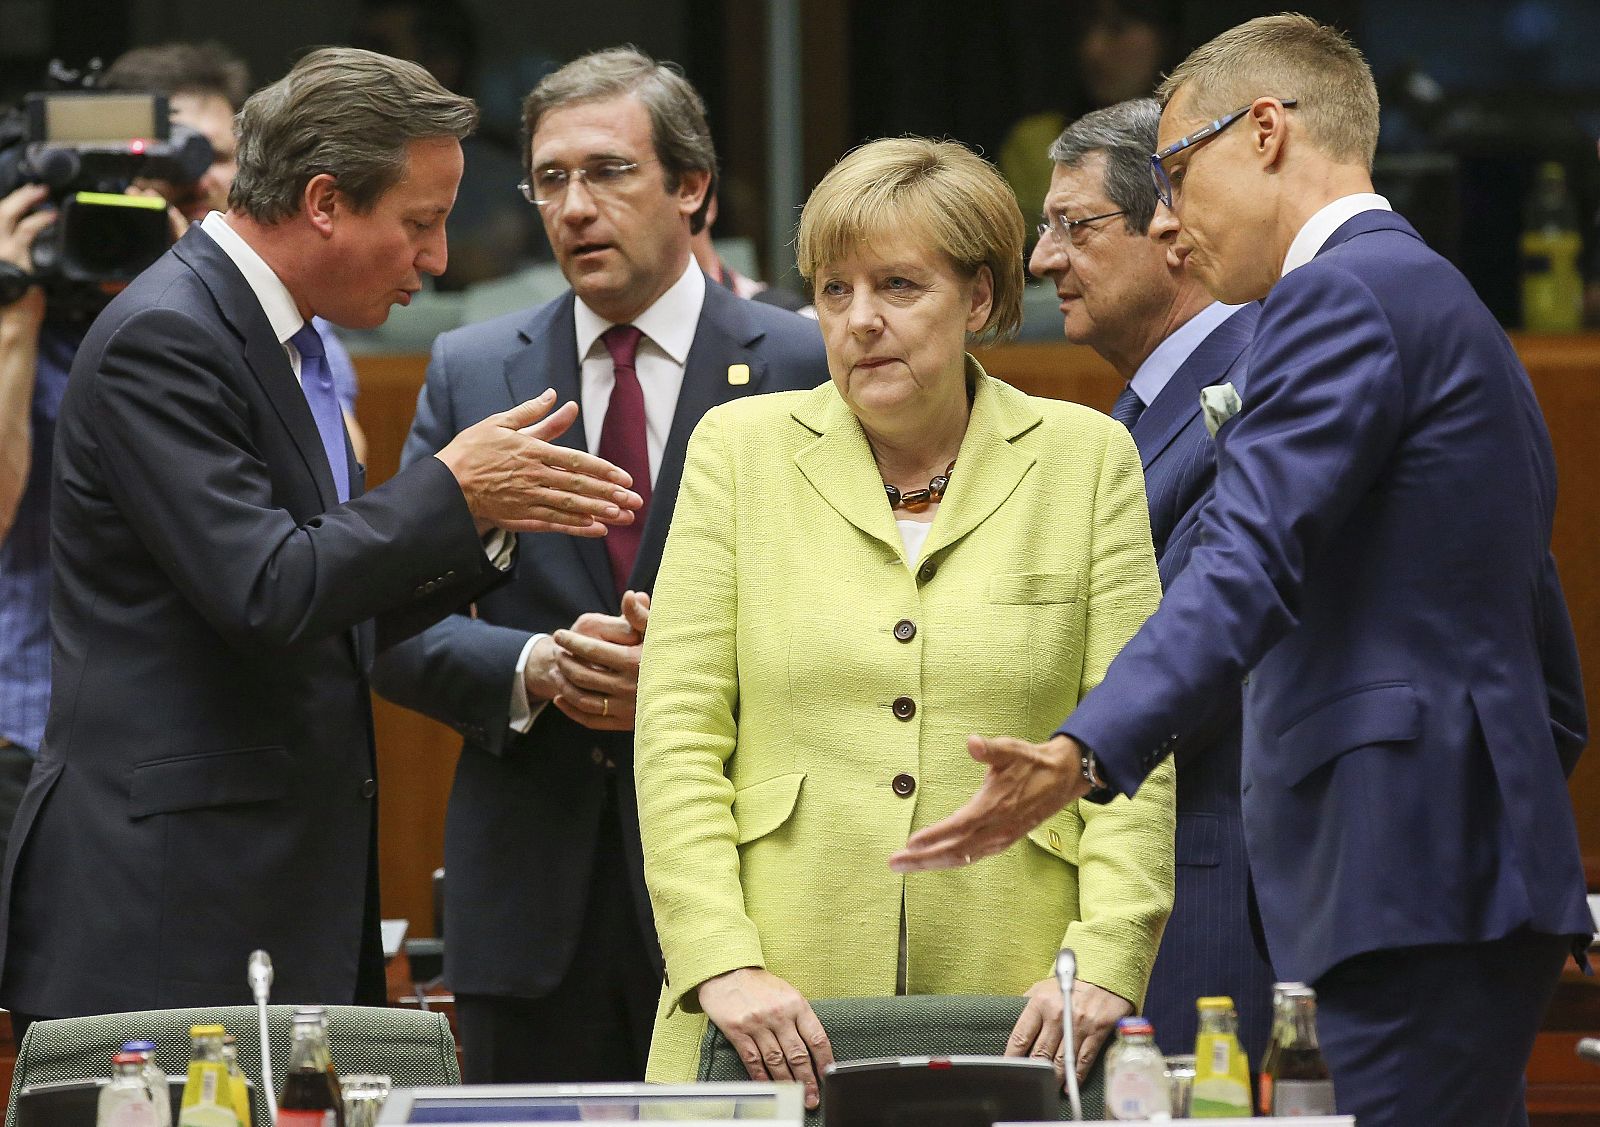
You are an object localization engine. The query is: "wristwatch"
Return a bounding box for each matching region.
[0,262,34,308]
[1078,745,1109,794]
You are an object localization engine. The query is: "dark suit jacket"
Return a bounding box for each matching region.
[370,278,827,999]
[0,225,505,1017]
[1127,304,1275,1062]
[1064,211,1591,985]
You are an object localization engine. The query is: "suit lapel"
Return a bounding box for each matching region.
[502,293,615,608]
[1133,304,1259,469]
[791,360,1040,566]
[630,280,770,592]
[175,226,341,510]
[792,387,904,557]
[919,364,1039,562]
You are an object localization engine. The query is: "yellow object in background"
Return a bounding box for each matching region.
[1521,162,1583,334]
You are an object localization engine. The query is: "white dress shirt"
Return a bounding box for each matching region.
[1281,193,1392,278]
[201,211,512,573]
[1128,300,1244,410]
[510,256,707,732]
[201,212,314,380]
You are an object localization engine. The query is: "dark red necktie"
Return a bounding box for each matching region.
[598,324,652,599]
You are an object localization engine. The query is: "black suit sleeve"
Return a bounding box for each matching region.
[370,329,535,754]
[89,305,501,653]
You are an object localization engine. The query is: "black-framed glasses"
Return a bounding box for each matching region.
[1149,98,1297,208]
[518,157,658,208]
[1036,209,1128,249]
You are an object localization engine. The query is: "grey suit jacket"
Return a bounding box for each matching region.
[372,277,827,998]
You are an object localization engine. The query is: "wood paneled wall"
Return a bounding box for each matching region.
[355,335,1600,933]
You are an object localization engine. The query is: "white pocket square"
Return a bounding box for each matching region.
[1200,382,1242,438]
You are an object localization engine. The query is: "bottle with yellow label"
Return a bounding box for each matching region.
[1190,996,1252,1118]
[177,1026,240,1127]
[1521,161,1583,333]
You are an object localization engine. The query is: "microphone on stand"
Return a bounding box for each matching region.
[248,950,278,1124]
[1053,947,1083,1122]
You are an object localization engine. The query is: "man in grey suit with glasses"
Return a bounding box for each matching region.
[373,47,825,1083]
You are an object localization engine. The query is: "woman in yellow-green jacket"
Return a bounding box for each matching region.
[634,137,1175,1108]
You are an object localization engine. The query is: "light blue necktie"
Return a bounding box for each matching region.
[288,321,349,503]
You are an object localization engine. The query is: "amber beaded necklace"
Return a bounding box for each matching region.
[884,460,955,513]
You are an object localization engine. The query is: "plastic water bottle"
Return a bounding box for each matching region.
[1105,1016,1173,1120]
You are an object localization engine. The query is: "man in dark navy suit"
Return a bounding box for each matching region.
[899,16,1589,1126]
[0,48,639,1027]
[1029,97,1272,1067]
[372,48,825,1083]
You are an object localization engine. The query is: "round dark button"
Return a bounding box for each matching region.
[891,773,916,797]
[360,778,378,799]
[893,619,917,643]
[917,560,937,583]
[892,696,916,720]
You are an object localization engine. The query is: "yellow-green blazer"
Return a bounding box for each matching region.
[635,362,1175,1081]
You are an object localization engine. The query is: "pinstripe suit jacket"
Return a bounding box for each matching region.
[1126,304,1275,1062]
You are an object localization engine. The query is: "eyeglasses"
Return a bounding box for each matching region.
[1036,209,1129,249]
[1150,98,1297,208]
[518,157,658,208]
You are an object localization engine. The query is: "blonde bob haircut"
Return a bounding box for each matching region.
[796,137,1025,342]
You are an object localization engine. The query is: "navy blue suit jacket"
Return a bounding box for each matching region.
[371,278,827,999]
[0,226,503,1017]
[1131,304,1276,1062]
[1063,211,1591,985]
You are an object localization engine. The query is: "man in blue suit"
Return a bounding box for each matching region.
[1028,97,1273,1067]
[897,16,1589,1125]
[371,48,826,1083]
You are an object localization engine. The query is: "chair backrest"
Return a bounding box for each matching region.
[5,1005,459,1127]
[697,995,1104,1123]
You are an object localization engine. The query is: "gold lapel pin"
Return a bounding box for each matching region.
[727,363,750,386]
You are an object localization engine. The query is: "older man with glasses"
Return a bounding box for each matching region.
[898,16,1589,1126]
[372,46,825,1083]
[1028,97,1273,1068]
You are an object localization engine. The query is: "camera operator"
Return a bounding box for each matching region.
[0,181,64,862]
[0,42,333,865]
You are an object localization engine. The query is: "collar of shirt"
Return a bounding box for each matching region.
[1281,193,1392,277]
[200,212,308,348]
[1129,300,1244,408]
[572,255,705,366]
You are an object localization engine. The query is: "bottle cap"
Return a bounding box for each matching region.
[1115,1017,1154,1035]
[188,1024,227,1038]
[112,1051,145,1066]
[1195,996,1236,1011]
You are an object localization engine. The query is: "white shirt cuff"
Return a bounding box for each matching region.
[509,632,550,733]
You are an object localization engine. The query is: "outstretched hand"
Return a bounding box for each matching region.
[435,389,643,537]
[889,733,1090,872]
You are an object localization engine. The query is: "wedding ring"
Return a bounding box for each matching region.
[601,697,609,718]
[963,853,972,865]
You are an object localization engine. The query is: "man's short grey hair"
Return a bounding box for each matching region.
[1047,98,1162,234]
[521,46,717,234]
[229,47,477,224]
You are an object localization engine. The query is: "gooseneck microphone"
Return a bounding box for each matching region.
[1054,947,1083,1121]
[248,950,278,1123]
